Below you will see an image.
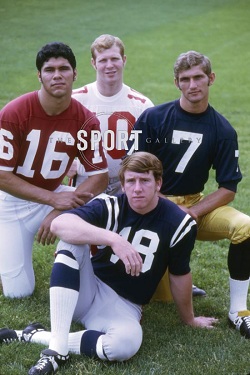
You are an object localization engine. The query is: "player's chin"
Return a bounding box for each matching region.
[51,86,67,96]
[188,93,204,102]
[131,197,146,204]
[130,199,148,212]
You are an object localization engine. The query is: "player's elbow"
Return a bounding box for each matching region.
[229,190,236,203]
[221,187,236,204]
[225,189,236,204]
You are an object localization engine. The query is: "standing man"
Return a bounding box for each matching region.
[0,152,217,374]
[0,42,108,298]
[70,34,154,195]
[130,50,250,337]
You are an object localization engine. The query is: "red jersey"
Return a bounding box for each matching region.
[0,91,108,191]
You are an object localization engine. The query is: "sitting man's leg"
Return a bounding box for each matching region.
[0,240,143,373]
[29,240,93,374]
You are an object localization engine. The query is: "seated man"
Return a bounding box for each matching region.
[0,152,217,375]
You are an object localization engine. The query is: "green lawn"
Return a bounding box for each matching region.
[0,0,250,374]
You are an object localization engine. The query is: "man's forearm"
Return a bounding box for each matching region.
[51,212,118,246]
[169,272,195,325]
[190,187,235,218]
[0,170,54,205]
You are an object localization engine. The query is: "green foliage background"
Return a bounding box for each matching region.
[0,0,250,374]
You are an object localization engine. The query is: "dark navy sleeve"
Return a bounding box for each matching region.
[211,112,242,192]
[213,139,242,192]
[64,197,108,228]
[168,216,197,275]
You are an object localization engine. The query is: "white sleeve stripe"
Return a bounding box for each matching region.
[171,215,190,244]
[170,215,196,248]
[105,197,120,232]
[106,198,112,230]
[84,168,108,176]
[112,198,119,232]
[0,166,14,171]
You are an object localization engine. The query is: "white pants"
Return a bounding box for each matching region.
[57,241,143,361]
[0,185,74,298]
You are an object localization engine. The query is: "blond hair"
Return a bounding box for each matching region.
[91,34,125,60]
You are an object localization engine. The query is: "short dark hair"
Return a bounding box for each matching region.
[36,42,76,72]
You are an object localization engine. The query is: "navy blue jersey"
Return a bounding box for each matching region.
[131,100,242,195]
[70,194,197,305]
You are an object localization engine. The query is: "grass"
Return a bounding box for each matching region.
[1,0,250,374]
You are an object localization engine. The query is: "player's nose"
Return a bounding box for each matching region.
[134,180,142,192]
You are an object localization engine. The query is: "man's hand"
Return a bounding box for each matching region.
[37,209,61,245]
[170,273,218,327]
[111,236,143,276]
[52,190,93,210]
[190,316,219,328]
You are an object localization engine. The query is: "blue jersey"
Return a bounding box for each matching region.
[131,100,242,195]
[71,194,197,305]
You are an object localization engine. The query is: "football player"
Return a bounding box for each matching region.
[0,152,217,375]
[69,34,154,195]
[0,42,108,298]
[69,34,205,297]
[130,50,250,338]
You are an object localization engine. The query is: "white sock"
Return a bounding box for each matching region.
[96,334,107,360]
[229,277,249,318]
[29,331,51,345]
[14,329,51,344]
[68,330,86,354]
[49,286,79,356]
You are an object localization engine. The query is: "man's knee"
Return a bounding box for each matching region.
[0,267,34,298]
[103,323,143,361]
[229,212,250,244]
[56,240,90,265]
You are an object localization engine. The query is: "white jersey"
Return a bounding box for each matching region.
[72,82,154,194]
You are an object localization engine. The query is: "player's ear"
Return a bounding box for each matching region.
[73,69,77,81]
[156,178,162,191]
[174,78,181,90]
[37,71,42,83]
[208,72,215,86]
[123,55,127,67]
[91,58,97,70]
